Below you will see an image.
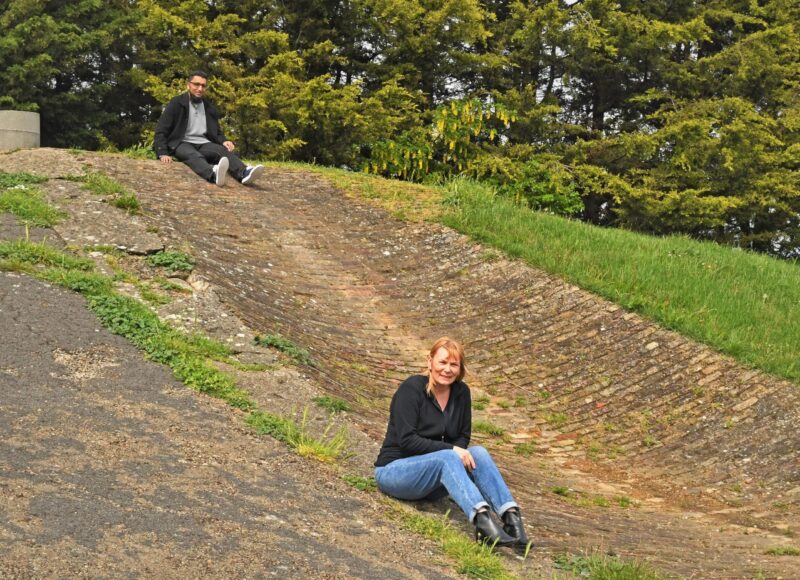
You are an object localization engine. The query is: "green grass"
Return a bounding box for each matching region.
[247,406,348,463]
[553,552,665,579]
[111,192,141,214]
[81,172,129,196]
[254,333,315,366]
[274,163,800,385]
[0,186,65,227]
[313,394,351,413]
[472,420,505,436]
[387,503,514,579]
[513,442,536,457]
[0,171,48,189]
[146,250,195,273]
[342,474,377,492]
[765,546,800,556]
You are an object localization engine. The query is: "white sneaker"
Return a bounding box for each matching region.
[212,156,229,186]
[241,164,264,185]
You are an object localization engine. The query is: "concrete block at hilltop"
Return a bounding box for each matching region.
[0,111,40,149]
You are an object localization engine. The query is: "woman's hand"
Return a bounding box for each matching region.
[453,446,475,471]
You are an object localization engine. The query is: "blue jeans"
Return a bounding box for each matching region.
[374,446,518,523]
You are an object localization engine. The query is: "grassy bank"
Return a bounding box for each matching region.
[289,165,800,385]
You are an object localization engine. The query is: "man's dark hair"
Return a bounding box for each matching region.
[187,69,209,81]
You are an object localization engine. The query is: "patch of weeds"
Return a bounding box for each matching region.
[146,225,160,234]
[346,361,369,373]
[138,284,171,306]
[642,435,659,448]
[387,503,514,579]
[121,143,156,160]
[496,399,511,409]
[0,187,65,227]
[538,389,551,400]
[342,475,377,492]
[586,442,603,460]
[0,171,47,189]
[602,421,620,433]
[473,394,490,410]
[254,333,315,366]
[616,495,635,508]
[155,277,192,293]
[313,395,351,414]
[513,395,527,407]
[513,442,536,457]
[480,249,500,263]
[472,420,505,436]
[765,546,800,556]
[146,250,195,273]
[247,407,348,463]
[88,293,252,410]
[111,192,141,214]
[577,496,610,508]
[84,244,124,256]
[546,412,569,428]
[553,551,665,579]
[551,486,574,498]
[0,242,253,412]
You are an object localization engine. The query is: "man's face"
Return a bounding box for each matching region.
[187,75,208,99]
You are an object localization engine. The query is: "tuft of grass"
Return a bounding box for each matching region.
[111,192,141,214]
[513,442,536,457]
[473,394,490,410]
[553,551,665,579]
[146,250,195,273]
[254,333,315,366]
[387,503,514,579]
[247,407,348,463]
[81,172,128,196]
[545,412,569,428]
[342,475,377,492]
[472,420,505,436]
[765,546,800,556]
[313,394,351,413]
[551,485,575,498]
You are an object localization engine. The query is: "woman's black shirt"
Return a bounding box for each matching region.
[375,375,472,467]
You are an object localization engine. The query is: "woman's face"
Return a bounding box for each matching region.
[428,347,461,388]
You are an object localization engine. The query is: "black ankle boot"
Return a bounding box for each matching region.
[502,508,531,550]
[474,510,515,546]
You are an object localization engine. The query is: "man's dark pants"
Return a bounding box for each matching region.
[174,142,247,182]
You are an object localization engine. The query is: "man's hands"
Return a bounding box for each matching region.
[159,155,172,164]
[223,141,235,152]
[453,446,476,471]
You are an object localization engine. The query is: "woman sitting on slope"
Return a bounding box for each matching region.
[374,337,531,549]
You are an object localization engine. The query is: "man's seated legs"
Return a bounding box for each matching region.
[174,142,221,182]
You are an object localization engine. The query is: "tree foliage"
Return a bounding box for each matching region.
[1,0,798,255]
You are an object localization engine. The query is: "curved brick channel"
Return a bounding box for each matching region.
[12,150,799,577]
